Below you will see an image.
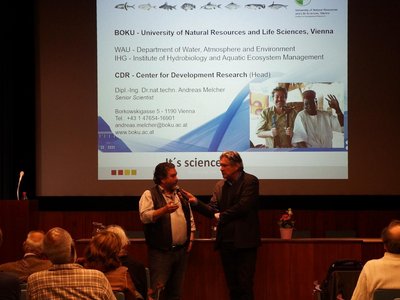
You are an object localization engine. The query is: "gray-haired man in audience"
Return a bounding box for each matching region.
[0,230,52,282]
[27,227,116,300]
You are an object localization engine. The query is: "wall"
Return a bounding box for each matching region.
[1,199,399,263]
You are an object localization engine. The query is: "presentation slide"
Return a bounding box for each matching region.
[97,0,348,180]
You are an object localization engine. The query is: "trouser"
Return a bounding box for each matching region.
[219,243,258,300]
[148,246,188,300]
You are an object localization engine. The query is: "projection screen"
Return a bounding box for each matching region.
[97,0,348,181]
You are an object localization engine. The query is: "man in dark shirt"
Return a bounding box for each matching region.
[185,151,261,300]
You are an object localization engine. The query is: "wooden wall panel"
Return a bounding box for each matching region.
[0,201,30,262]
[1,200,397,264]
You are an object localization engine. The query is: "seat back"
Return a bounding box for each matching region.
[325,230,356,238]
[114,291,125,300]
[373,289,400,300]
[20,289,28,300]
[20,283,28,300]
[320,260,363,300]
[145,267,150,300]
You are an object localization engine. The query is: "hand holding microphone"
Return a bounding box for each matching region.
[176,186,198,205]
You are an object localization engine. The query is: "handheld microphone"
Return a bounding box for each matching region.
[17,171,24,200]
[176,186,189,203]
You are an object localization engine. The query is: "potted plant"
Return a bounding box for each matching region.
[278,208,295,239]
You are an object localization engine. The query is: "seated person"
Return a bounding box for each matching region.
[0,227,21,300]
[0,230,52,282]
[351,220,400,300]
[27,227,116,300]
[106,224,148,300]
[84,230,142,300]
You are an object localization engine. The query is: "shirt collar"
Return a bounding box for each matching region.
[158,185,177,199]
[24,253,39,258]
[225,171,243,185]
[159,185,177,193]
[384,252,400,259]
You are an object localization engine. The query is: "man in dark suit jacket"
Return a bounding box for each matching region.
[0,230,52,282]
[184,151,261,300]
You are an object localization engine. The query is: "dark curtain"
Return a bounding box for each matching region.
[0,2,35,199]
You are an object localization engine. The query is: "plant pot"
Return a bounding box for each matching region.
[280,227,293,239]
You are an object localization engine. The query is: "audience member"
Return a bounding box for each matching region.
[0,230,52,282]
[84,230,141,300]
[185,151,261,300]
[351,220,400,300]
[27,227,116,300]
[139,162,196,300]
[257,86,297,148]
[0,227,21,300]
[106,224,148,299]
[292,90,344,148]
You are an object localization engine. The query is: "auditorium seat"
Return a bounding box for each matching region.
[292,229,311,238]
[315,260,363,300]
[126,230,145,238]
[314,270,361,300]
[20,283,27,300]
[114,291,125,300]
[145,267,150,299]
[373,289,400,300]
[325,230,356,238]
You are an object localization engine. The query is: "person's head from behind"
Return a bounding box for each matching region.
[105,224,130,256]
[302,90,317,116]
[43,227,76,264]
[23,230,46,255]
[272,86,287,109]
[219,151,243,181]
[381,220,400,254]
[84,231,122,273]
[153,162,178,191]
